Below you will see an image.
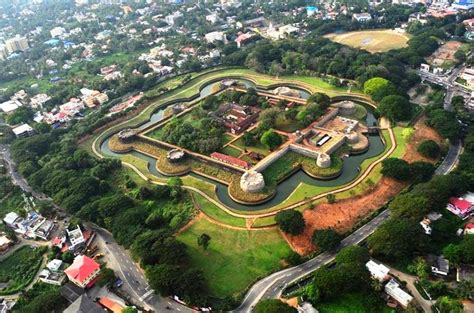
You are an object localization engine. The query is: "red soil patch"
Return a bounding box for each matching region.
[285,117,444,255]
[402,116,444,163]
[287,177,407,255]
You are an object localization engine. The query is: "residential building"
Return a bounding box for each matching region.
[352,13,372,23]
[366,260,390,282]
[12,90,29,105]
[447,197,473,219]
[463,18,474,31]
[66,226,86,251]
[3,211,54,240]
[0,99,21,114]
[98,297,125,313]
[0,44,8,60]
[12,124,35,138]
[39,268,66,285]
[64,255,101,288]
[63,294,103,313]
[50,27,66,38]
[456,264,474,282]
[306,6,319,17]
[385,279,414,309]
[430,255,450,276]
[235,32,255,48]
[205,31,226,43]
[30,93,51,108]
[464,223,474,235]
[47,259,63,272]
[4,35,29,54]
[206,12,219,24]
[0,299,16,313]
[220,0,240,7]
[451,0,474,10]
[0,234,11,253]
[165,11,183,26]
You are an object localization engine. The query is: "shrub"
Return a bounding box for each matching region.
[275,210,305,235]
[417,140,440,159]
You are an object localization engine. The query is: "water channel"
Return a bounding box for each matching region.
[100,80,385,212]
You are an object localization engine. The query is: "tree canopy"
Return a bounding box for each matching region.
[312,228,342,251]
[260,129,283,150]
[254,299,297,313]
[275,209,305,235]
[377,95,412,122]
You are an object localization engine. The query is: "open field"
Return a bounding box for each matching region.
[325,29,410,53]
[176,218,291,298]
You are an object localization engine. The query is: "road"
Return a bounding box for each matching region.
[89,225,194,313]
[233,140,461,312]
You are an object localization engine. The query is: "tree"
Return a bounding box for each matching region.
[242,132,257,146]
[197,233,211,250]
[381,158,411,181]
[62,251,74,263]
[260,129,282,150]
[275,209,305,235]
[368,217,427,260]
[254,299,297,313]
[312,229,341,251]
[326,193,336,204]
[433,296,463,313]
[377,95,412,122]
[335,245,369,265]
[417,140,440,159]
[97,267,116,287]
[363,77,394,99]
[307,92,330,109]
[122,307,138,313]
[409,161,435,183]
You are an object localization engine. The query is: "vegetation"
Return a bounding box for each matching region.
[363,77,397,102]
[312,229,342,251]
[197,233,211,250]
[254,299,297,313]
[377,95,412,122]
[0,246,45,295]
[176,218,291,299]
[417,140,441,159]
[260,129,283,151]
[275,209,305,235]
[12,283,66,313]
[381,157,435,182]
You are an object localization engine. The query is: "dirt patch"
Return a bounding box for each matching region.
[402,116,445,163]
[287,177,407,255]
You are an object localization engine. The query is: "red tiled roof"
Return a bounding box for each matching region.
[465,223,474,229]
[64,255,100,284]
[449,197,473,213]
[51,237,62,246]
[98,297,124,313]
[210,152,249,169]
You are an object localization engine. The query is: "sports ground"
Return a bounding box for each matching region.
[325,29,411,53]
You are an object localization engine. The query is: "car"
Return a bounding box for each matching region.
[113,278,123,288]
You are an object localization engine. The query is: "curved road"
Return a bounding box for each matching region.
[233,140,462,312]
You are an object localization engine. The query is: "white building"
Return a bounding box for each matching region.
[366,260,390,282]
[165,11,183,26]
[50,27,66,38]
[0,99,21,114]
[206,13,219,24]
[385,279,413,309]
[30,94,51,108]
[66,226,86,251]
[12,124,34,138]
[353,13,372,22]
[205,31,226,43]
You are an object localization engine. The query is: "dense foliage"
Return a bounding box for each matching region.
[254,299,297,313]
[312,229,342,251]
[275,209,305,235]
[417,139,441,159]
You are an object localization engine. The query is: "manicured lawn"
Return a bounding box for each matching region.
[176,218,291,298]
[316,292,394,313]
[233,138,271,156]
[221,145,242,158]
[192,192,246,227]
[222,133,236,145]
[0,246,44,295]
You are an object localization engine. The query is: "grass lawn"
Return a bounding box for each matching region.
[220,145,242,158]
[222,133,236,145]
[325,29,410,53]
[176,218,291,298]
[233,138,271,156]
[0,246,44,295]
[192,192,247,228]
[316,292,394,313]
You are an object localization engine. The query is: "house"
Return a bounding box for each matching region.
[0,234,11,253]
[30,93,51,108]
[385,279,414,309]
[12,90,29,104]
[210,152,250,169]
[165,11,183,26]
[451,0,474,10]
[214,103,260,134]
[12,124,35,138]
[0,299,16,313]
[430,255,450,276]
[206,12,219,24]
[65,255,101,288]
[67,225,86,251]
[457,264,474,282]
[464,223,474,235]
[205,31,226,44]
[0,99,21,114]
[447,197,473,219]
[366,260,390,282]
[235,32,255,48]
[39,268,66,285]
[420,212,442,235]
[306,6,319,17]
[98,297,125,313]
[63,294,104,313]
[463,18,474,31]
[352,13,372,23]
